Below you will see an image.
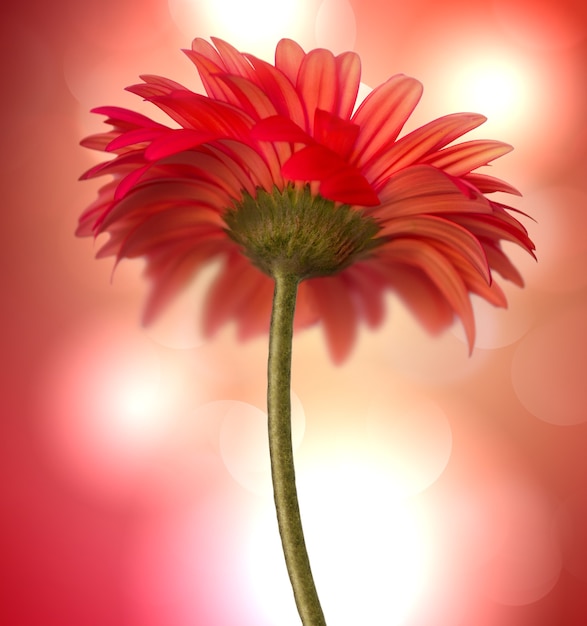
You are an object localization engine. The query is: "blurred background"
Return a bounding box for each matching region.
[1,0,587,624]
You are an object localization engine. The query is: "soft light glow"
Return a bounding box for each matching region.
[219,394,306,495]
[36,312,181,501]
[246,454,431,625]
[511,305,587,426]
[448,53,531,129]
[451,290,536,350]
[168,0,315,56]
[365,392,453,497]
[315,0,356,53]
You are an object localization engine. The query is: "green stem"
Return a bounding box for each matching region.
[267,270,327,626]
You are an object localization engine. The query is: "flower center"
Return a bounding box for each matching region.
[224,185,383,280]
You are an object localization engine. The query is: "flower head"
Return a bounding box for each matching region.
[78,37,535,363]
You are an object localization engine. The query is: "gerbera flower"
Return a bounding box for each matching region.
[78,38,537,626]
[78,37,534,363]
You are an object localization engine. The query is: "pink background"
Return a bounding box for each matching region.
[2,0,587,624]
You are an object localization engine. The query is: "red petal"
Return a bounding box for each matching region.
[144,128,220,161]
[464,173,522,196]
[297,48,337,131]
[275,39,306,87]
[252,115,313,144]
[368,113,487,185]
[117,207,224,259]
[211,37,256,79]
[306,275,359,364]
[219,74,277,120]
[142,241,226,326]
[314,109,360,159]
[114,164,152,201]
[342,262,387,328]
[149,92,253,138]
[213,140,277,191]
[422,140,513,175]
[351,74,423,166]
[378,215,490,283]
[244,55,307,128]
[335,51,361,119]
[91,106,165,130]
[380,239,476,350]
[374,165,492,218]
[483,242,526,286]
[320,168,380,206]
[202,251,264,336]
[183,48,236,103]
[379,264,455,335]
[106,128,168,152]
[282,145,342,179]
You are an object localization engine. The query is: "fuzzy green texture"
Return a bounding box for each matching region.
[267,271,326,626]
[224,185,382,279]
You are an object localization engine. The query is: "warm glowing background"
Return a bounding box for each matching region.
[2,0,587,624]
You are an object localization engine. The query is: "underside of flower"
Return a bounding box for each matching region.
[224,185,382,279]
[78,36,536,363]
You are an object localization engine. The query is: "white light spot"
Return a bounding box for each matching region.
[315,0,357,53]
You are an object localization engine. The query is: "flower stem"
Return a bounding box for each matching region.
[267,270,326,626]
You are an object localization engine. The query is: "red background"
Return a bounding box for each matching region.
[2,0,587,624]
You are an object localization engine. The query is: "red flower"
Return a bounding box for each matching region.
[78,37,535,363]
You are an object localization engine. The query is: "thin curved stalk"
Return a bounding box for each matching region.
[267,270,327,626]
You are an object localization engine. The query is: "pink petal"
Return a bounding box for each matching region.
[422,140,513,175]
[99,180,230,231]
[368,113,487,185]
[380,239,476,350]
[117,207,224,259]
[91,106,165,130]
[464,173,522,196]
[76,180,119,236]
[275,39,306,87]
[244,55,307,128]
[235,271,275,339]
[144,128,220,161]
[79,151,145,180]
[106,128,168,152]
[134,74,189,94]
[294,281,320,330]
[142,242,226,325]
[202,251,265,336]
[374,165,492,218]
[351,75,423,166]
[334,51,361,119]
[306,275,359,364]
[114,164,152,200]
[149,93,253,138]
[210,37,256,80]
[159,149,254,198]
[449,213,535,253]
[341,262,387,328]
[219,74,278,120]
[190,37,224,68]
[297,48,337,132]
[183,48,237,103]
[214,139,278,191]
[80,130,120,152]
[483,242,526,286]
[378,215,490,282]
[379,264,456,335]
